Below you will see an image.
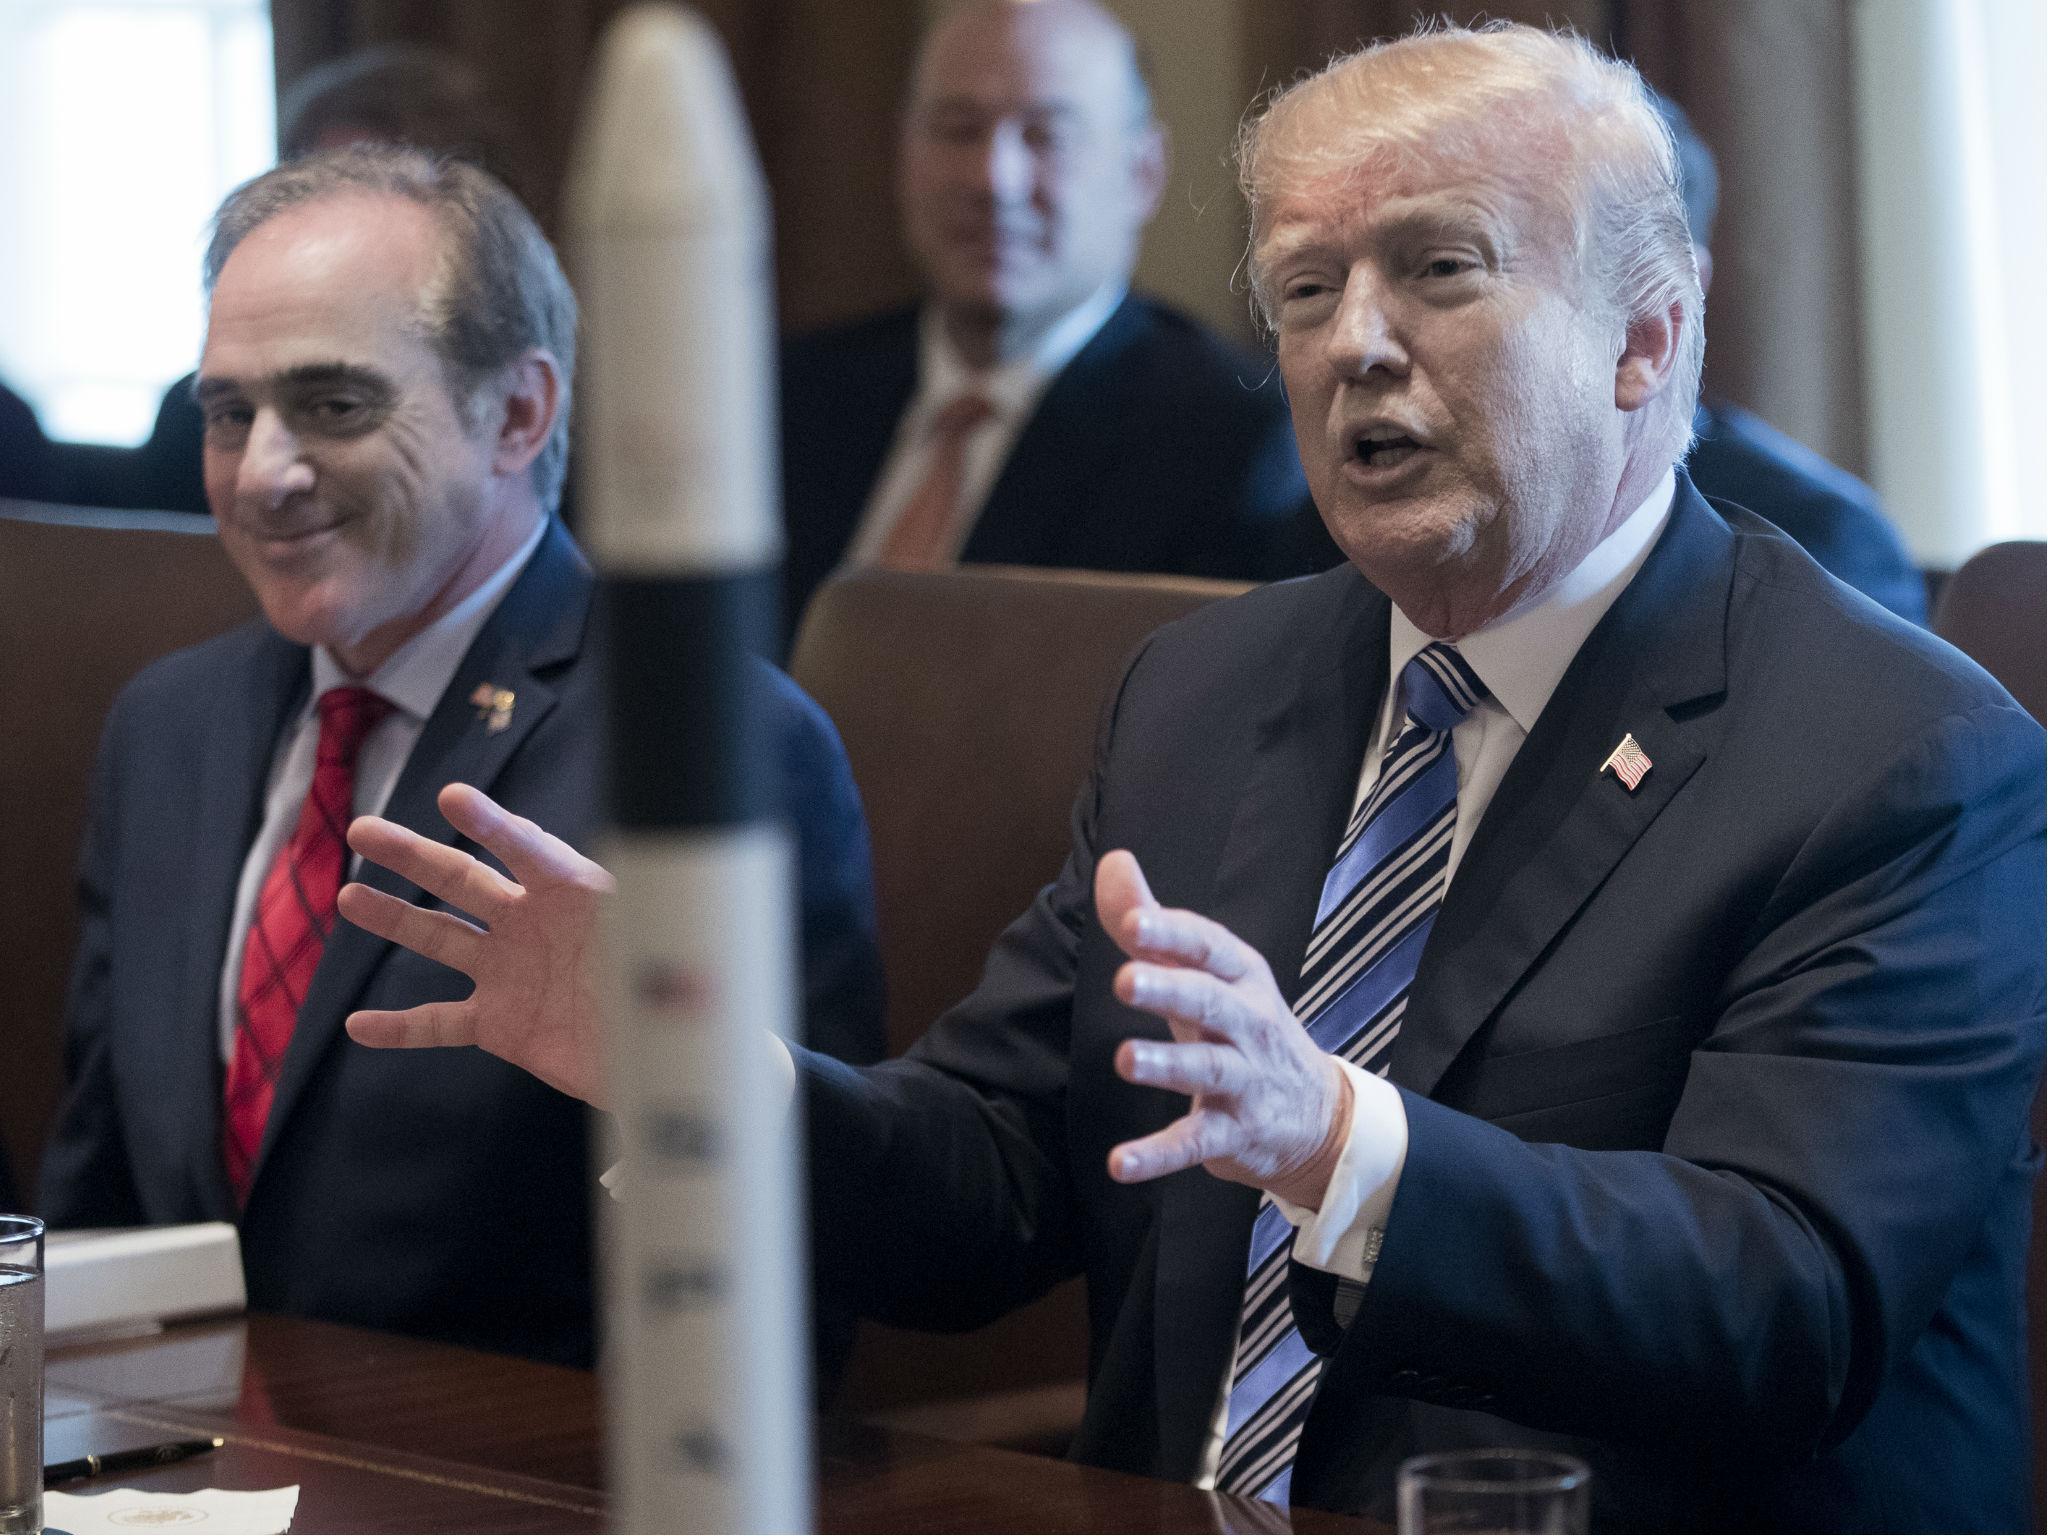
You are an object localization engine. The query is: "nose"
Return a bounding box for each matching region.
[972,120,1034,207]
[235,409,314,511]
[1324,264,1408,380]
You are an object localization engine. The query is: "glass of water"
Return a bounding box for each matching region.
[0,1217,43,1536]
[1397,1448,1589,1534]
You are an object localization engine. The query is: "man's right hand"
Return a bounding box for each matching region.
[339,782,614,1108]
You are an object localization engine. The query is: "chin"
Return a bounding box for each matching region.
[1325,493,1484,575]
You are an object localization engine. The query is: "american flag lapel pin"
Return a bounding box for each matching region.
[469,682,516,734]
[1601,732,1652,792]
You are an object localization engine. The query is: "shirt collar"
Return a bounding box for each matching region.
[310,516,548,719]
[1388,468,1677,733]
[914,280,1127,422]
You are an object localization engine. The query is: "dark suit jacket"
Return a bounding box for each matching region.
[40,521,884,1366]
[1688,400,1926,624]
[778,296,1338,640]
[0,378,57,503]
[798,479,2044,1531]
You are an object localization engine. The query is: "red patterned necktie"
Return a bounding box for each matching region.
[875,392,996,571]
[223,685,393,1203]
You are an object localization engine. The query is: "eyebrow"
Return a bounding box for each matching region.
[194,362,393,402]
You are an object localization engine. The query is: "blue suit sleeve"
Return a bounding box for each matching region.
[767,665,886,1067]
[38,688,148,1227]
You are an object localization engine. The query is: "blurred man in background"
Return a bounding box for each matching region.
[1656,90,1928,623]
[778,0,1334,638]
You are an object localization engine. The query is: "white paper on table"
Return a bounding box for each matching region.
[41,1484,298,1533]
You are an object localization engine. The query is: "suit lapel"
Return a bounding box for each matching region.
[966,299,1141,567]
[252,525,592,1178]
[1152,570,1392,1472]
[176,630,307,1220]
[1388,483,1736,1098]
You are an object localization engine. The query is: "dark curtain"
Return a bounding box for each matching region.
[270,0,925,335]
[1243,0,1870,479]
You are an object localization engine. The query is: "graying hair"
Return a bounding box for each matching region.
[1236,22,1704,466]
[205,146,578,511]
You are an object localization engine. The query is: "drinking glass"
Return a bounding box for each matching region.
[1397,1448,1589,1534]
[0,1216,42,1536]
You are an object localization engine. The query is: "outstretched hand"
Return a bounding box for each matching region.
[1098,849,1352,1209]
[339,783,613,1108]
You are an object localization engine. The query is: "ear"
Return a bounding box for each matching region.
[489,349,562,478]
[1129,122,1169,225]
[1615,299,1683,415]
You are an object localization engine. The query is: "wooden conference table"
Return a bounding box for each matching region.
[45,1315,1378,1532]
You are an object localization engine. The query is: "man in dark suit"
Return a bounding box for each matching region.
[1652,91,1928,623]
[779,0,1331,637]
[39,148,883,1368]
[0,378,56,503]
[342,25,2042,1529]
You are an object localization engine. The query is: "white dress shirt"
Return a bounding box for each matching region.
[1194,468,1676,1487]
[844,281,1127,566]
[215,518,547,1062]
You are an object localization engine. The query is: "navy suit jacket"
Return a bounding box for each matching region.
[777,295,1338,641]
[40,521,885,1366]
[1688,401,1926,624]
[798,480,2043,1530]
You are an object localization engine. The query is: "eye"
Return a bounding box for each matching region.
[1421,255,1477,280]
[1020,119,1077,154]
[293,393,379,436]
[201,404,252,444]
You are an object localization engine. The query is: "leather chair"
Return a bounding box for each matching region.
[789,564,1250,1452]
[1931,538,2046,1527]
[0,504,258,1206]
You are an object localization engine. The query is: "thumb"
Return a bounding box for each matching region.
[1094,849,1158,958]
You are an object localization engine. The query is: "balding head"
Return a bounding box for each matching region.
[899,0,1167,366]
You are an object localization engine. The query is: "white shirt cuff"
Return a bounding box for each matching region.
[1269,1058,1408,1281]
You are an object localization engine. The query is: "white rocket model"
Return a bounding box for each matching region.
[566,8,810,1532]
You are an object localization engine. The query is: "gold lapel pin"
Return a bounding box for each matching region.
[1600,732,1652,792]
[469,683,516,734]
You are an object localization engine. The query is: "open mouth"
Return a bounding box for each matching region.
[1351,430,1424,470]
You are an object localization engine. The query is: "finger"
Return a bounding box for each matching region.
[1116,1037,1249,1098]
[347,814,520,917]
[1116,961,1260,1042]
[338,883,487,973]
[1094,849,1158,959]
[345,1000,480,1051]
[439,783,613,894]
[1108,1112,1236,1184]
[1120,903,1258,985]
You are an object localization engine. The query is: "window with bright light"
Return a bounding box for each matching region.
[0,0,274,446]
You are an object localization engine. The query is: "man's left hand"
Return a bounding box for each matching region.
[1098,849,1353,1209]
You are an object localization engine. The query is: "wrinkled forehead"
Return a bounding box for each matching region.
[1251,72,1582,243]
[1248,115,1583,294]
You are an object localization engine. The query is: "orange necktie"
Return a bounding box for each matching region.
[876,392,996,571]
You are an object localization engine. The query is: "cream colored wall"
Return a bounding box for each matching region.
[1107,0,1262,348]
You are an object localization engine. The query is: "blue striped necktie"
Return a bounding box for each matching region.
[1214,641,1485,1507]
